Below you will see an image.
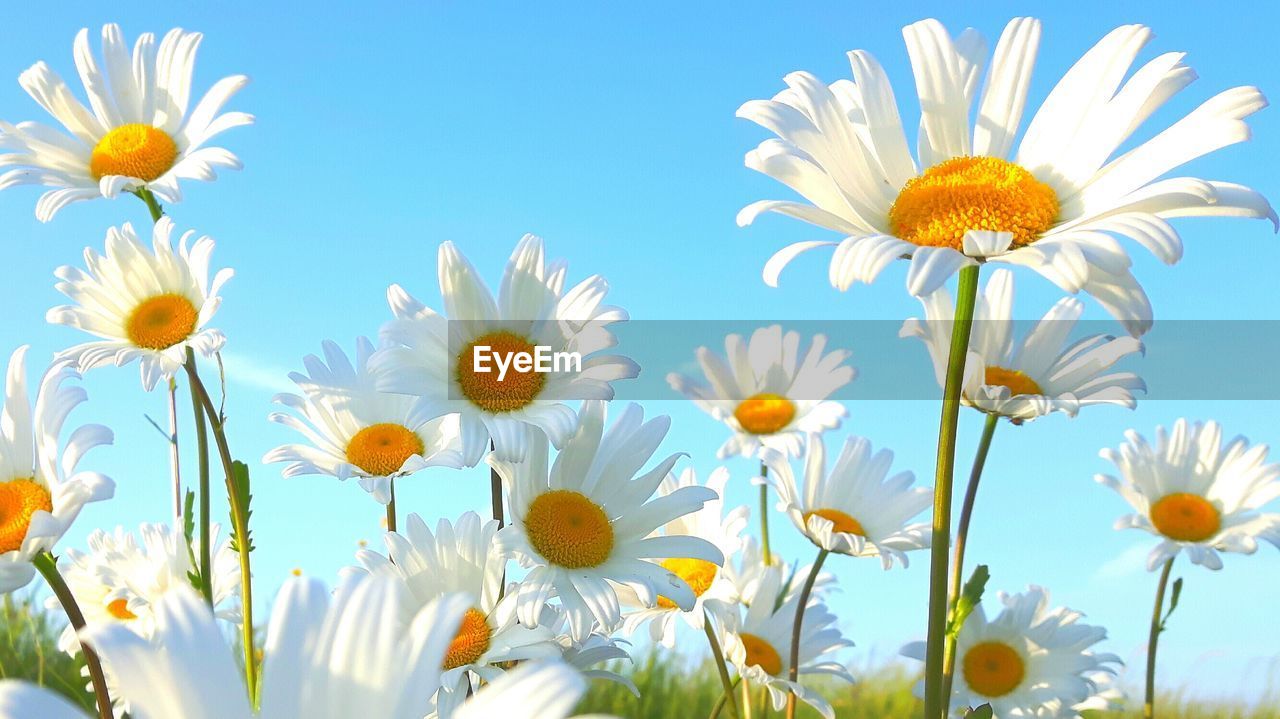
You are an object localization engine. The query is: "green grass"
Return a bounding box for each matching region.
[0,592,95,712]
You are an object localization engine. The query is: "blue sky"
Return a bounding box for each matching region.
[2,1,1279,703]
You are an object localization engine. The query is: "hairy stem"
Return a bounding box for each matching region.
[785,548,829,719]
[704,611,743,719]
[1145,558,1176,719]
[34,552,113,719]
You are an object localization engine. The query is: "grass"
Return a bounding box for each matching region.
[0,592,95,712]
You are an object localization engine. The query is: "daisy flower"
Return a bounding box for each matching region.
[264,338,465,504]
[47,218,231,392]
[0,24,251,221]
[719,535,837,610]
[372,234,638,465]
[739,17,1275,336]
[1096,419,1280,570]
[347,511,560,719]
[902,586,1120,718]
[722,566,854,719]
[0,347,113,594]
[763,434,931,567]
[901,268,1144,422]
[620,467,749,647]
[454,661,618,719]
[493,400,723,642]
[667,325,853,459]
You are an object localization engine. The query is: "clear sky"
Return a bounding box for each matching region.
[2,1,1278,704]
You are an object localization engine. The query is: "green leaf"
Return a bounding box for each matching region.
[1160,577,1184,632]
[965,704,994,719]
[228,460,255,554]
[948,565,990,638]
[183,490,196,546]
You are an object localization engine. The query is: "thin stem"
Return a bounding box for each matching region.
[941,412,1000,706]
[759,462,772,566]
[186,350,214,607]
[166,378,183,522]
[923,263,981,719]
[385,478,397,533]
[134,187,164,223]
[34,552,112,719]
[703,611,743,719]
[785,548,829,719]
[490,465,504,528]
[1145,558,1175,719]
[709,677,743,719]
[185,360,257,704]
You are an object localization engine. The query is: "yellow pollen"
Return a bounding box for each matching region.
[345,423,424,477]
[889,156,1059,250]
[90,124,179,181]
[106,598,137,621]
[524,490,614,569]
[962,641,1025,698]
[733,393,796,435]
[442,607,493,670]
[0,479,52,554]
[455,331,546,413]
[656,558,720,609]
[983,366,1044,397]
[1150,493,1221,542]
[291,568,303,577]
[804,508,866,537]
[125,294,199,350]
[739,633,783,676]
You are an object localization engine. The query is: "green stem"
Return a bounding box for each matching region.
[166,378,183,522]
[1145,558,1175,719]
[709,677,743,719]
[941,412,999,707]
[703,611,743,719]
[385,478,397,533]
[785,548,829,719]
[759,462,772,566]
[134,187,164,223]
[923,263,981,719]
[33,552,113,719]
[185,350,215,607]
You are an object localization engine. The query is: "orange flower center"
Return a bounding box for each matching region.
[962,641,1025,698]
[889,156,1059,250]
[656,557,720,609]
[0,479,52,554]
[524,490,613,569]
[740,633,783,676]
[455,331,546,413]
[983,366,1044,397]
[106,598,138,621]
[90,124,179,181]
[733,393,796,435]
[442,607,493,670]
[1150,493,1221,542]
[344,423,424,477]
[125,293,199,350]
[804,508,866,537]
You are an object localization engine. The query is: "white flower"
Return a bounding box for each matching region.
[0,24,251,221]
[493,400,723,642]
[0,346,113,594]
[901,268,1144,422]
[1096,419,1280,570]
[347,512,560,719]
[620,467,748,647]
[541,603,638,696]
[47,218,231,392]
[667,325,853,459]
[903,586,1120,718]
[763,434,931,567]
[264,338,465,504]
[740,17,1275,336]
[372,235,638,465]
[454,661,618,719]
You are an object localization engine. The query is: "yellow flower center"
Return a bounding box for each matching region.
[106,598,137,621]
[656,558,720,609]
[983,366,1044,397]
[455,331,547,413]
[442,607,493,670]
[524,490,614,569]
[962,641,1025,698]
[344,423,424,477]
[739,633,783,676]
[0,479,53,554]
[1150,493,1221,542]
[125,293,199,350]
[733,393,796,435]
[89,124,179,182]
[889,157,1059,250]
[803,508,866,537]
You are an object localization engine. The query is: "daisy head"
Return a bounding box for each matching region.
[0,346,113,594]
[47,218,231,392]
[453,661,612,719]
[903,585,1120,717]
[1096,419,1280,571]
[740,17,1275,336]
[901,268,1144,423]
[493,400,723,642]
[620,467,749,647]
[764,434,931,567]
[0,24,251,221]
[264,338,465,504]
[372,235,639,466]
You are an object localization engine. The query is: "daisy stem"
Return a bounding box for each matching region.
[385,478,397,533]
[186,349,215,607]
[785,548,829,719]
[709,677,742,719]
[33,552,113,719]
[167,377,183,523]
[703,611,743,719]
[759,462,772,566]
[135,187,164,223]
[923,263,981,719]
[940,412,1000,707]
[1145,557,1176,719]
